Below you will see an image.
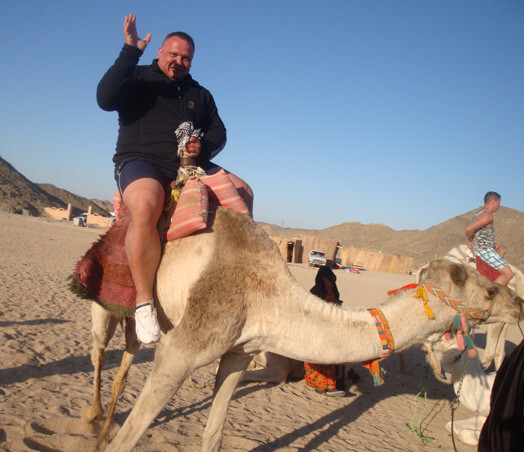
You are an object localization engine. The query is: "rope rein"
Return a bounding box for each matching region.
[405,379,435,446]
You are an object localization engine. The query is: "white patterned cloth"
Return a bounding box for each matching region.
[175,121,202,157]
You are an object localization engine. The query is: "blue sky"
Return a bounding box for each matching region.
[1,1,523,230]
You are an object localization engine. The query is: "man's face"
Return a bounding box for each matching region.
[157,36,193,81]
[489,198,501,212]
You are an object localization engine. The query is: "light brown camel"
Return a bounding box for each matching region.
[245,246,524,384]
[83,208,522,451]
[429,337,495,446]
[442,244,524,370]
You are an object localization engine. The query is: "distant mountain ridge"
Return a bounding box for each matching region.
[1,155,522,270]
[258,206,524,270]
[0,156,111,217]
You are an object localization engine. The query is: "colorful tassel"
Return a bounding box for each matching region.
[445,314,477,356]
[462,316,470,333]
[414,286,428,302]
[363,359,385,386]
[456,332,465,350]
[423,303,435,319]
[373,373,385,386]
[413,286,435,319]
[464,334,476,357]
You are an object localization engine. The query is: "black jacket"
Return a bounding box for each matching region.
[97,44,226,176]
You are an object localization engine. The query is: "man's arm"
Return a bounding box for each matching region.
[465,211,493,245]
[96,14,150,111]
[197,92,227,163]
[495,244,508,257]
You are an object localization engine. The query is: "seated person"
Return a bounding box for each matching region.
[304,266,346,397]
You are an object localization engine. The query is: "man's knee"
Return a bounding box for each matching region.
[123,180,165,224]
[501,265,514,278]
[227,173,253,214]
[227,173,252,197]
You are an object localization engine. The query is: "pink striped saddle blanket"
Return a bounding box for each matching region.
[69,169,249,317]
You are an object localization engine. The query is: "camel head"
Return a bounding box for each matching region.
[419,258,523,325]
[426,336,490,384]
[428,337,469,384]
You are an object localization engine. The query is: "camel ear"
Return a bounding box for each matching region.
[449,263,468,287]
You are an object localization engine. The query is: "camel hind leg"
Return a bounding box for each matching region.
[203,349,254,452]
[84,303,120,423]
[242,352,293,383]
[93,316,140,451]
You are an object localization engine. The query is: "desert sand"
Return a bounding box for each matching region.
[1,212,522,451]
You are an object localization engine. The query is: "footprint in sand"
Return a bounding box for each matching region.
[22,437,60,452]
[29,422,54,436]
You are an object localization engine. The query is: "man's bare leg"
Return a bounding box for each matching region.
[123,178,164,343]
[495,266,513,286]
[227,172,254,217]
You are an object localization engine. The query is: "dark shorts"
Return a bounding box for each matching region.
[115,158,221,197]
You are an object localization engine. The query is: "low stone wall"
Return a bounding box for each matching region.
[269,236,416,274]
[338,247,416,274]
[270,237,302,263]
[269,235,338,266]
[85,206,113,227]
[43,203,113,227]
[44,205,71,221]
[298,236,338,265]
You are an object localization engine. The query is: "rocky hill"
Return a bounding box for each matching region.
[0,156,111,217]
[0,156,64,216]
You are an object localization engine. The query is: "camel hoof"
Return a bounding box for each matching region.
[82,404,104,423]
[90,437,108,452]
[91,428,112,452]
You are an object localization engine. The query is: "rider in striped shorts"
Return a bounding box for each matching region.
[466,191,514,286]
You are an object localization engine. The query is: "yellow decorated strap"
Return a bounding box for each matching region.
[413,286,435,319]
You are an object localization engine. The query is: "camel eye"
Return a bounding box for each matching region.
[487,287,498,299]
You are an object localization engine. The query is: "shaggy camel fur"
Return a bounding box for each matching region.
[443,245,524,370]
[83,208,523,452]
[430,338,496,447]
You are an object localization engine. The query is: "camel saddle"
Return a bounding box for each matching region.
[68,169,249,318]
[475,255,500,282]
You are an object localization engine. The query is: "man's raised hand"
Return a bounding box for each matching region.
[123,14,151,51]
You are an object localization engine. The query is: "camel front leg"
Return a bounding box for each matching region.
[84,303,120,423]
[203,349,254,452]
[482,322,508,370]
[493,323,508,370]
[424,341,446,380]
[93,317,140,450]
[106,333,216,452]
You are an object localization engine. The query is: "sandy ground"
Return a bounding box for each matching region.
[1,212,522,451]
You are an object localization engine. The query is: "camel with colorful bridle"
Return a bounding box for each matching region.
[79,208,522,451]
